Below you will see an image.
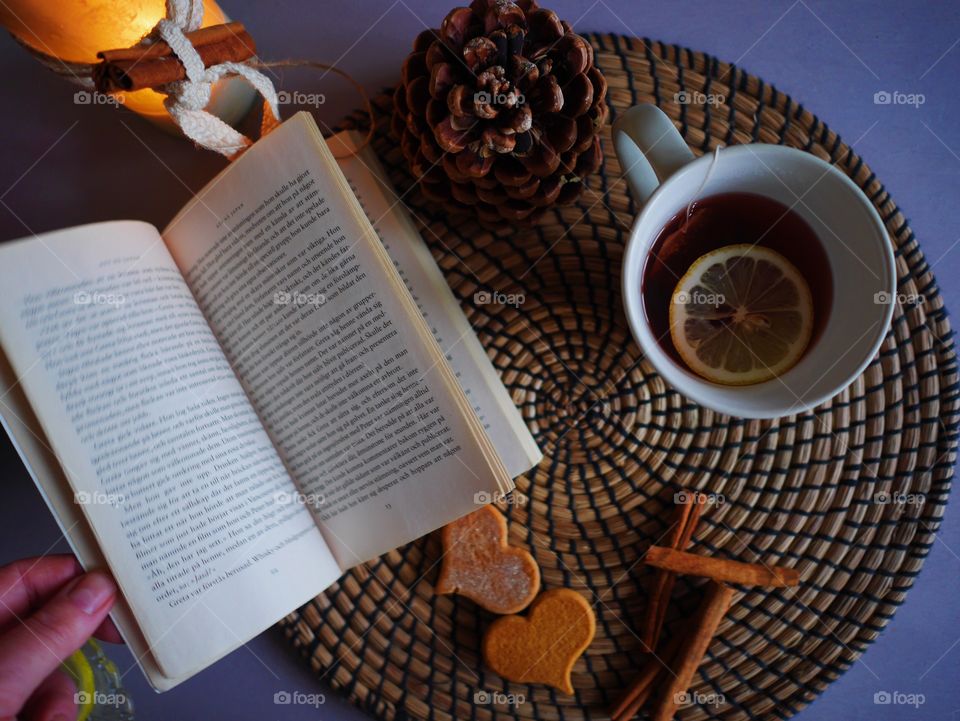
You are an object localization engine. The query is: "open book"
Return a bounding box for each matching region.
[0,112,541,690]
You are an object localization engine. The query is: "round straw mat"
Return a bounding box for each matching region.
[278,33,959,721]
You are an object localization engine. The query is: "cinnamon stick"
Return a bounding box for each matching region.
[640,493,702,649]
[645,546,800,588]
[608,632,683,721]
[94,22,256,93]
[648,582,734,721]
[611,661,664,720]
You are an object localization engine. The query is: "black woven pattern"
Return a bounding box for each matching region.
[278,35,959,721]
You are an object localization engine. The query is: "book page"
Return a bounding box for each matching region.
[0,348,177,690]
[163,113,511,569]
[329,131,541,479]
[0,222,340,681]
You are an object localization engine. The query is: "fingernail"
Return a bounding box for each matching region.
[68,571,115,615]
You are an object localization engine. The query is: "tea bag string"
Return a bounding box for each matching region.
[682,146,723,233]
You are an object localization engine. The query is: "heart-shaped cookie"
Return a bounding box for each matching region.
[482,588,596,694]
[435,505,540,614]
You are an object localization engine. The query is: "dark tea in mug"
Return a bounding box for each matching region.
[641,192,833,370]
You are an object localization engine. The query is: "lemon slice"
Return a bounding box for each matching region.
[669,244,813,385]
[62,646,96,721]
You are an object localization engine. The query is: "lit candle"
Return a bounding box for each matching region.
[0,0,255,128]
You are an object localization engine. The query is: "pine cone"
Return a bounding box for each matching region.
[392,0,608,226]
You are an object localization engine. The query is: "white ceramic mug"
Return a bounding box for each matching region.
[613,104,896,419]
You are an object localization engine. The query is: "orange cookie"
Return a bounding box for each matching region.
[482,588,596,694]
[435,505,540,614]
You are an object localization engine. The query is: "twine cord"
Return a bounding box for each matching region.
[253,59,375,157]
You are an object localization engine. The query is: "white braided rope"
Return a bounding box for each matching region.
[151,0,280,157]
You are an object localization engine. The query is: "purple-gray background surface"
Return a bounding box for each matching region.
[1,1,959,719]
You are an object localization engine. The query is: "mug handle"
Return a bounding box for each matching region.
[612,104,695,207]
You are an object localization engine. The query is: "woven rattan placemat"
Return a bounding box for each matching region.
[278,33,959,721]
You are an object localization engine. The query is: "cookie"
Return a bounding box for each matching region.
[435,505,540,614]
[482,588,596,694]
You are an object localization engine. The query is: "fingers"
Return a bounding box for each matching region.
[0,556,124,646]
[0,570,116,718]
[17,669,77,721]
[0,556,83,632]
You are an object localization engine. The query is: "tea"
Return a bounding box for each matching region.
[641,192,832,367]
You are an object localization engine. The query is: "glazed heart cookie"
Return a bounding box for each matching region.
[435,505,540,614]
[482,588,596,694]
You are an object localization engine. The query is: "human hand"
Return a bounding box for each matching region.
[0,555,121,721]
